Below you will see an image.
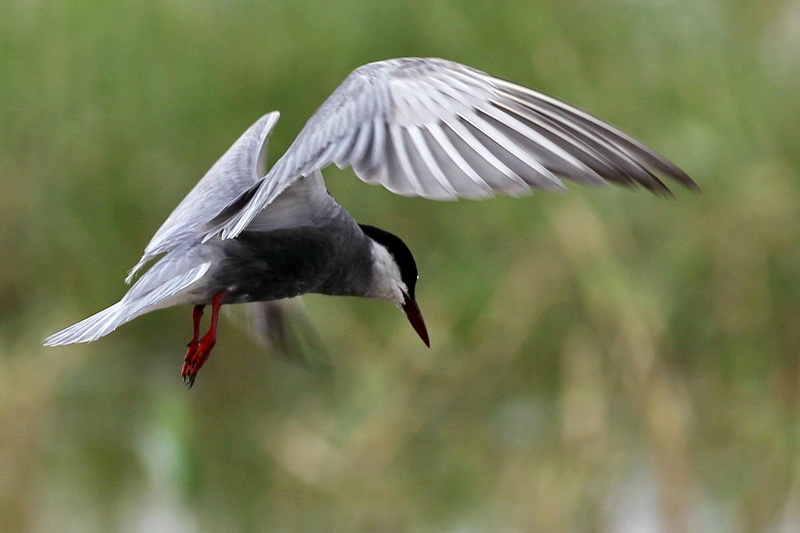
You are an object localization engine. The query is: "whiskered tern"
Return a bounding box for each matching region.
[44,58,695,386]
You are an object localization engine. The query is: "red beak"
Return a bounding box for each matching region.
[402,293,430,348]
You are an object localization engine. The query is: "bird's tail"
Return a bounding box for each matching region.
[224,298,331,371]
[43,302,133,346]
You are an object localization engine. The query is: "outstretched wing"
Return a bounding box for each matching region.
[127,112,280,282]
[210,58,695,240]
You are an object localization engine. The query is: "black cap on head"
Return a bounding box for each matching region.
[359,224,419,298]
[360,224,429,347]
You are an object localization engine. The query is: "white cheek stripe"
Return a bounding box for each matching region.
[368,241,407,305]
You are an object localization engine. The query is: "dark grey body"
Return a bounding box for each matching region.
[216,222,373,304]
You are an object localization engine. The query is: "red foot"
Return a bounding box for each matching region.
[181,291,227,388]
[181,304,205,379]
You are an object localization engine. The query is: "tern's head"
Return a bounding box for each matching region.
[360,224,429,347]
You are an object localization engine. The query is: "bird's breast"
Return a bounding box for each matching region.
[213,224,372,304]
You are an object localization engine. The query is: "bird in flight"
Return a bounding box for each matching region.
[44,58,695,386]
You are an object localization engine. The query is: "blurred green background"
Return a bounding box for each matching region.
[2,0,799,531]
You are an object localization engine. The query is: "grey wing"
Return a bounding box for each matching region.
[127,112,280,282]
[210,58,696,240]
[44,257,213,346]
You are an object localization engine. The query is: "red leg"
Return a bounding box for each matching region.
[181,305,205,378]
[182,290,228,387]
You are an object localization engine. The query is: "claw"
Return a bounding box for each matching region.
[178,291,227,388]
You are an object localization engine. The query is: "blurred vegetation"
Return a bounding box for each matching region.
[2,0,800,531]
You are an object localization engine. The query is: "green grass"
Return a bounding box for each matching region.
[2,0,799,531]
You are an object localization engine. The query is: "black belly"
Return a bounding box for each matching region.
[213,226,370,303]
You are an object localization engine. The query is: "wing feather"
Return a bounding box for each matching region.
[425,123,493,196]
[407,125,458,197]
[447,116,532,191]
[209,58,694,240]
[127,112,280,281]
[461,110,566,191]
[390,123,427,195]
